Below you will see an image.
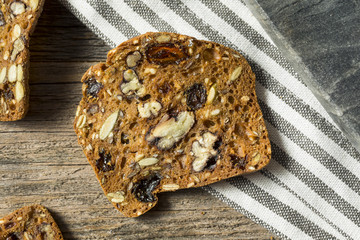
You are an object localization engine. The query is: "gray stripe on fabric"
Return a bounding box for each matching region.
[252,65,360,160]
[260,101,360,196]
[59,0,116,48]
[199,0,299,78]
[261,171,351,240]
[86,0,139,39]
[124,0,177,33]
[203,185,289,240]
[268,144,359,231]
[227,177,337,240]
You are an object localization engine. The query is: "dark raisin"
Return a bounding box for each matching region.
[0,11,5,27]
[132,173,162,202]
[95,149,114,172]
[6,233,19,240]
[146,43,188,65]
[213,138,222,151]
[121,133,129,144]
[4,222,16,229]
[4,89,14,100]
[230,154,247,170]
[204,155,218,171]
[185,83,207,110]
[139,94,151,101]
[167,108,180,118]
[204,138,222,171]
[158,82,171,94]
[85,77,103,98]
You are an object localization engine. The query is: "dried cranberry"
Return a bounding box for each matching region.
[132,173,162,202]
[85,77,103,98]
[146,43,187,65]
[230,154,247,170]
[185,83,207,110]
[95,149,114,172]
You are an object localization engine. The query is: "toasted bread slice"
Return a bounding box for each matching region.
[0,204,63,239]
[0,0,45,121]
[74,32,271,217]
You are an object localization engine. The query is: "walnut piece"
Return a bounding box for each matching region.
[191,132,219,172]
[126,51,142,68]
[120,69,146,97]
[138,101,162,118]
[146,111,195,150]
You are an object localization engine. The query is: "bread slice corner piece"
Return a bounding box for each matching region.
[0,0,45,121]
[0,204,64,239]
[74,32,271,217]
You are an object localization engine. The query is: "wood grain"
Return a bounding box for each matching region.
[0,1,276,239]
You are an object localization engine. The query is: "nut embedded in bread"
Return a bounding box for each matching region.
[74,32,271,217]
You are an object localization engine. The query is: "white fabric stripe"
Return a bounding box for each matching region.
[65,0,127,44]
[266,122,360,211]
[257,83,360,178]
[210,181,311,239]
[245,172,347,239]
[219,0,274,44]
[261,161,360,238]
[107,0,157,34]
[141,0,206,40]
[181,0,337,127]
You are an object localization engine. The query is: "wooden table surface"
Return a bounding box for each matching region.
[0,1,276,239]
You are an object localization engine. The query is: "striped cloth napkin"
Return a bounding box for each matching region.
[59,0,360,239]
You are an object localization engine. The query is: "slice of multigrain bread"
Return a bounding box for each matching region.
[74,32,271,217]
[0,0,45,121]
[0,204,63,240]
